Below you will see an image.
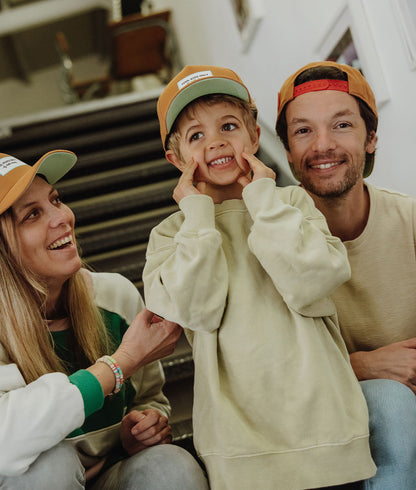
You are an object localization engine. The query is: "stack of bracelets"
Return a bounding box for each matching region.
[96,355,124,394]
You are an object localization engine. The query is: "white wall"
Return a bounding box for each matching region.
[1,0,415,194]
[0,54,110,122]
[164,0,416,195]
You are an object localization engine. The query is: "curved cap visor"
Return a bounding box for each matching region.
[0,150,76,215]
[166,77,250,136]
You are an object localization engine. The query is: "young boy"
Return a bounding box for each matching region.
[143,65,376,489]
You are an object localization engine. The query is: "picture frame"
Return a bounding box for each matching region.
[393,0,416,70]
[316,2,390,108]
[230,0,264,52]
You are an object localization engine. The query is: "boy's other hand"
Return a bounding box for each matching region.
[237,151,276,187]
[121,409,172,456]
[173,158,201,203]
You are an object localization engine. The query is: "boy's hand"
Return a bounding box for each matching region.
[173,158,201,204]
[237,150,276,187]
[120,409,172,456]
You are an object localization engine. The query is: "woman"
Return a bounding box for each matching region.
[0,150,208,489]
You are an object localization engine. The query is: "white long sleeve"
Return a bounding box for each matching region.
[0,365,84,476]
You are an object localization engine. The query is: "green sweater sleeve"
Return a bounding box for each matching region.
[69,369,104,418]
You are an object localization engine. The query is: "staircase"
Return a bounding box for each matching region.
[0,88,281,454]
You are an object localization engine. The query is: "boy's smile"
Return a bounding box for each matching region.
[166,101,259,187]
[208,155,233,166]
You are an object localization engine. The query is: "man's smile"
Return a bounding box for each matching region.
[310,161,342,170]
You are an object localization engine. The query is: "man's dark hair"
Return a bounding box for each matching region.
[275,65,377,175]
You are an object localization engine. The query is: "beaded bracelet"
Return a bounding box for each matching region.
[96,355,124,394]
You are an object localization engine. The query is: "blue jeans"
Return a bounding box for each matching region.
[323,379,416,490]
[360,379,416,490]
[0,441,85,489]
[0,441,208,490]
[90,444,209,490]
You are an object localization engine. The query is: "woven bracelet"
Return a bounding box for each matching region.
[96,355,124,394]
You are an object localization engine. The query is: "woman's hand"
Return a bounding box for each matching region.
[113,309,182,380]
[120,409,172,456]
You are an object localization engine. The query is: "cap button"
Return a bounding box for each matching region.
[318,80,330,89]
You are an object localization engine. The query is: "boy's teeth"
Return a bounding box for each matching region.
[211,156,232,165]
[48,235,72,250]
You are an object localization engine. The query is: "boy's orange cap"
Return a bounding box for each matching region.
[157,65,252,149]
[276,61,378,124]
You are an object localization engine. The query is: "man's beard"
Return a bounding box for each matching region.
[299,153,365,199]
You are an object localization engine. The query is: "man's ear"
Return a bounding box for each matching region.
[285,148,293,165]
[366,131,377,154]
[166,150,184,171]
[285,149,301,181]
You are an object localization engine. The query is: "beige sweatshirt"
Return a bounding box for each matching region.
[333,183,416,352]
[144,178,376,490]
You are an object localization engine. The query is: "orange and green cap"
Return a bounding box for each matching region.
[0,149,76,215]
[157,65,252,149]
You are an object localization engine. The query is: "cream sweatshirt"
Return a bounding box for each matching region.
[144,178,376,490]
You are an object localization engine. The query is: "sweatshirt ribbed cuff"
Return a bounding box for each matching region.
[179,194,216,232]
[242,177,277,217]
[69,369,104,418]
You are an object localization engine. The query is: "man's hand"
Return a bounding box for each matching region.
[173,158,201,204]
[236,150,276,188]
[350,337,416,393]
[120,409,172,456]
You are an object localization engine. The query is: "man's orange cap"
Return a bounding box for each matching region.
[276,60,378,123]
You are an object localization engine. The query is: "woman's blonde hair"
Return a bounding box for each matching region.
[0,210,113,384]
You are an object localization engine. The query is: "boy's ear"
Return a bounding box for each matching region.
[251,124,261,153]
[165,150,184,171]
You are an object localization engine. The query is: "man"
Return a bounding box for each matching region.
[276,60,416,488]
